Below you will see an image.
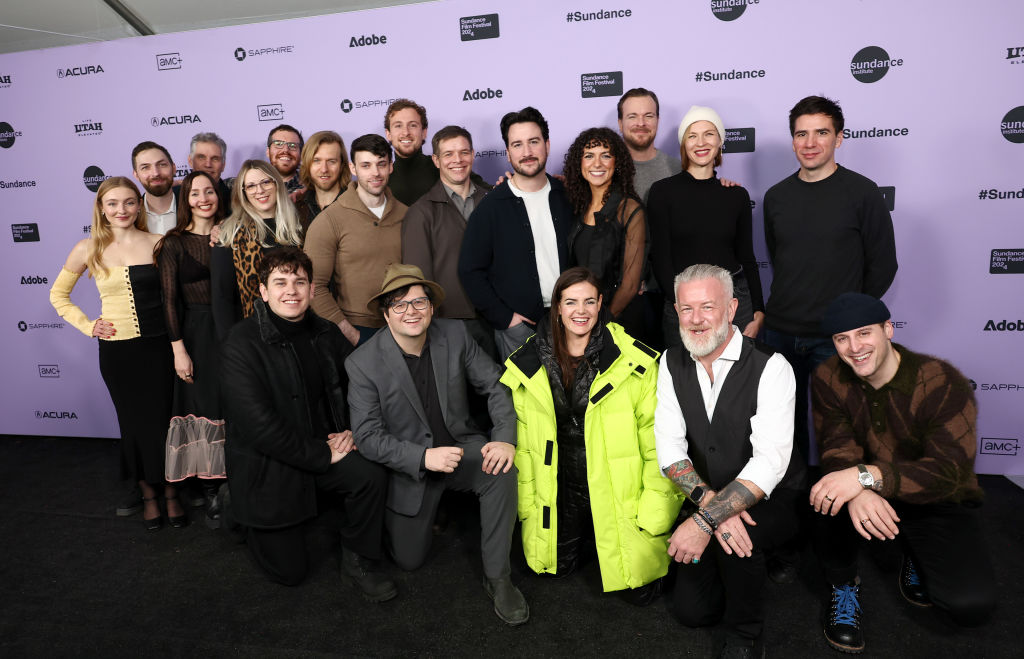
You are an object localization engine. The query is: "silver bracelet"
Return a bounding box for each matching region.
[691,513,713,536]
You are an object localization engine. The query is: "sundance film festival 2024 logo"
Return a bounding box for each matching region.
[850,46,904,83]
[461,14,499,40]
[990,249,1024,274]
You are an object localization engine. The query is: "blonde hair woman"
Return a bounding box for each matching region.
[50,177,183,531]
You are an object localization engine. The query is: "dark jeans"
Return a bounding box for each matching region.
[763,329,836,465]
[671,488,801,642]
[815,500,996,626]
[245,452,388,586]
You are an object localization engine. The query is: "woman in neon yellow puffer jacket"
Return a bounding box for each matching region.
[501,267,683,600]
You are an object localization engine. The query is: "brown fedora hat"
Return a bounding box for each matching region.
[367,263,446,312]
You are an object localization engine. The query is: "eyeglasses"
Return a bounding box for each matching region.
[269,139,301,151]
[390,296,430,314]
[243,178,277,194]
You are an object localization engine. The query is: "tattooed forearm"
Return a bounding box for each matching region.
[701,480,761,525]
[665,459,707,497]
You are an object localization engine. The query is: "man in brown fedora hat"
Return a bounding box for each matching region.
[346,263,528,625]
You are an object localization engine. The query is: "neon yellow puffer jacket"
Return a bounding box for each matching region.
[500,323,683,591]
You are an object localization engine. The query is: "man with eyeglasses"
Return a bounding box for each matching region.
[346,263,528,626]
[266,124,305,196]
[305,134,406,346]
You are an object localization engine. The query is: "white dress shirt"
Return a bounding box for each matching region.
[654,327,796,497]
[144,193,177,235]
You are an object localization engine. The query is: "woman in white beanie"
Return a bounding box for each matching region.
[647,105,765,348]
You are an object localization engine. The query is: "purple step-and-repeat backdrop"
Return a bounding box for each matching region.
[1,0,1021,473]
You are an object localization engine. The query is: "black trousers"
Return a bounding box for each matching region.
[815,499,997,626]
[246,452,387,586]
[671,488,800,641]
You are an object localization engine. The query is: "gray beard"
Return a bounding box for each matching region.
[680,320,730,358]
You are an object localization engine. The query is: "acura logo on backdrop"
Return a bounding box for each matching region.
[850,46,904,83]
[35,410,79,420]
[150,114,201,127]
[1000,106,1024,144]
[83,165,107,192]
[56,65,104,79]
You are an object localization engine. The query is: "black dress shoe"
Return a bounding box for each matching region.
[342,549,397,602]
[142,496,163,532]
[165,494,190,528]
[767,555,798,584]
[617,578,662,607]
[824,579,864,654]
[204,482,222,529]
[899,555,931,607]
[117,485,143,517]
[484,576,529,626]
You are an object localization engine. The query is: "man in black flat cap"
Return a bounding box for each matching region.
[811,292,995,654]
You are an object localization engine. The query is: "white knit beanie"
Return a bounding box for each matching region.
[677,105,725,145]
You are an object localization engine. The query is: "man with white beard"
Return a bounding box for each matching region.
[654,263,803,658]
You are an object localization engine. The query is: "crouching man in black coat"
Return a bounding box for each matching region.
[220,247,395,600]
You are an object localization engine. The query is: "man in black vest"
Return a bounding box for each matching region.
[655,263,804,659]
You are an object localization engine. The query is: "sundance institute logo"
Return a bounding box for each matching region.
[1000,106,1024,144]
[83,165,107,192]
[850,46,904,83]
[711,0,753,21]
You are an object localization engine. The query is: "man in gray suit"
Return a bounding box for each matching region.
[346,264,528,626]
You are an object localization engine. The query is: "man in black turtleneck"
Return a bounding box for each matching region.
[220,247,395,600]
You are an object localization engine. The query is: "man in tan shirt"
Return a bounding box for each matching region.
[305,134,407,346]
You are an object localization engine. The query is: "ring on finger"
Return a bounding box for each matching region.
[824,495,834,502]
[861,518,871,525]
[721,532,732,541]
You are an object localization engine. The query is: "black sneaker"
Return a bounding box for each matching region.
[342,549,397,603]
[898,555,932,607]
[824,579,864,654]
[116,485,143,517]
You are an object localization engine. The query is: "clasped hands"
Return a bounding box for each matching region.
[810,468,900,541]
[424,442,515,475]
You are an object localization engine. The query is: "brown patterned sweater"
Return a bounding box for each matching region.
[812,344,982,505]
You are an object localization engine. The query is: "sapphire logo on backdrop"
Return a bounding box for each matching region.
[350,34,387,48]
[990,249,1024,274]
[581,72,623,98]
[56,64,104,79]
[18,320,64,332]
[74,119,103,137]
[150,114,201,127]
[0,74,11,88]
[1000,106,1024,144]
[339,97,400,113]
[0,121,22,148]
[463,88,503,101]
[257,104,285,121]
[20,275,48,285]
[461,14,500,41]
[476,149,508,160]
[35,410,78,420]
[1007,46,1023,64]
[156,53,182,70]
[878,186,896,211]
[723,128,755,153]
[83,166,108,192]
[980,437,1020,456]
[850,46,904,83]
[711,0,756,21]
[12,223,39,242]
[38,364,60,378]
[235,45,293,61]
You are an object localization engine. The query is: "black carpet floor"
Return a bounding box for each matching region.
[0,435,1019,658]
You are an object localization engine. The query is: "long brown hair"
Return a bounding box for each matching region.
[87,177,147,277]
[155,171,226,259]
[549,266,603,389]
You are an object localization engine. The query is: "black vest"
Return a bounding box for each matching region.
[666,336,804,492]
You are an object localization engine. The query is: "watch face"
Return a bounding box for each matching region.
[858,471,873,487]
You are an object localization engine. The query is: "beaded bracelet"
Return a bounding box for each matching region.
[696,507,719,531]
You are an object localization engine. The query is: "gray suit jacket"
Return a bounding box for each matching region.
[346,318,515,516]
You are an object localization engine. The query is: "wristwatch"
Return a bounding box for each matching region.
[856,464,884,492]
[690,485,707,506]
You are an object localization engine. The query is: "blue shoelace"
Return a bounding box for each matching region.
[904,559,922,586]
[832,583,862,625]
